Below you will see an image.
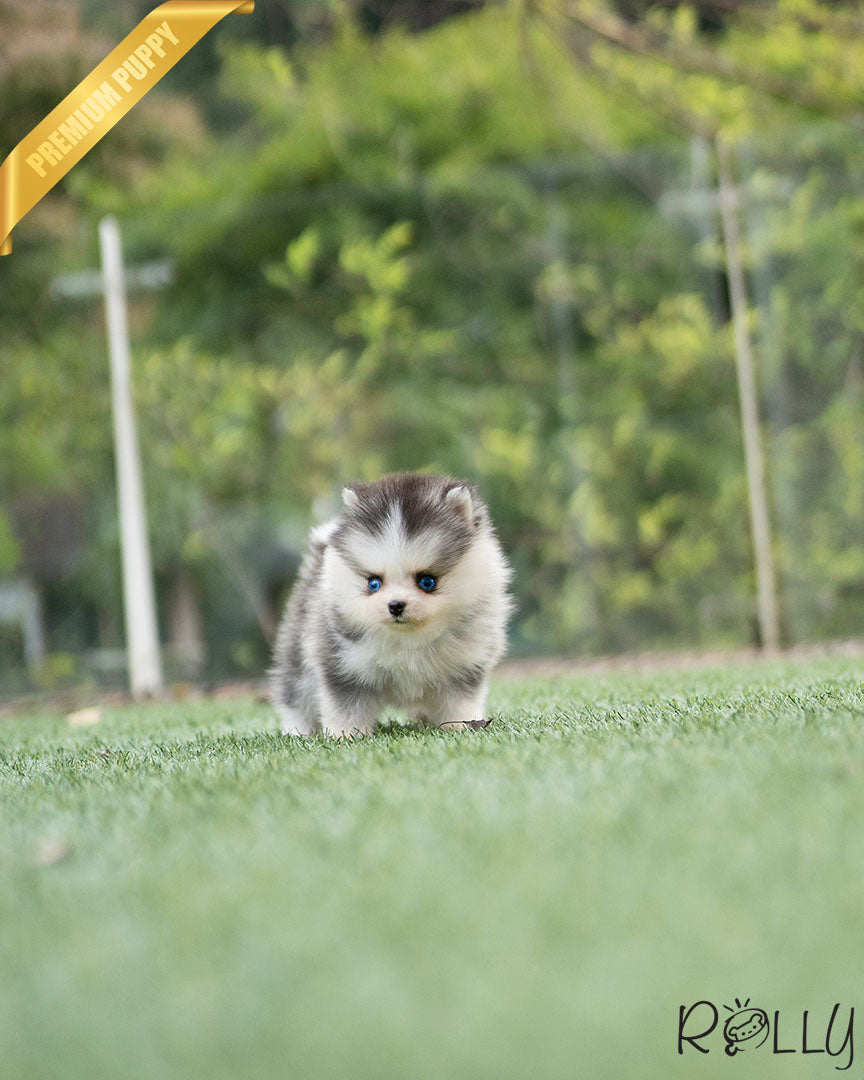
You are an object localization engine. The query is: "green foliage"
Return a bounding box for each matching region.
[0,337,111,498]
[3,1,864,671]
[0,510,21,575]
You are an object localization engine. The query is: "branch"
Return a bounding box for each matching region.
[551,0,863,121]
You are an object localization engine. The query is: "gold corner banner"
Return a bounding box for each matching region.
[0,1,254,256]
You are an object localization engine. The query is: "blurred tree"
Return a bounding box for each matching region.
[4,0,864,680]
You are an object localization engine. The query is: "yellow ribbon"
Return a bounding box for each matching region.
[0,1,253,255]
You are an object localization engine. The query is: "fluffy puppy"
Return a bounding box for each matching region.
[269,472,513,736]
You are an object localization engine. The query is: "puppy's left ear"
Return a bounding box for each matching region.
[444,485,473,524]
[342,487,359,510]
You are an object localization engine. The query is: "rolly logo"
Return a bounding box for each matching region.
[678,998,855,1071]
[723,998,770,1055]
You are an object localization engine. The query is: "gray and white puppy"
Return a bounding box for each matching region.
[269,472,513,737]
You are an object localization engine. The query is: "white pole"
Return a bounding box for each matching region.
[99,215,164,696]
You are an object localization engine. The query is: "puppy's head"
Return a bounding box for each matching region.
[322,473,495,638]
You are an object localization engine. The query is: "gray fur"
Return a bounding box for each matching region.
[269,472,513,737]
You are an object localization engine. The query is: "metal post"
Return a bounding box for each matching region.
[714,138,781,650]
[98,215,164,695]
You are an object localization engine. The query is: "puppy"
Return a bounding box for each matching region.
[269,473,513,736]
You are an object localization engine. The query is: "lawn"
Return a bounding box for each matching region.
[1,657,863,1080]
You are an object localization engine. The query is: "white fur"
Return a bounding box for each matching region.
[270,479,513,737]
[444,485,473,522]
[309,519,339,547]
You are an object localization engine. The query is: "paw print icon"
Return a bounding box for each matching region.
[723,999,770,1055]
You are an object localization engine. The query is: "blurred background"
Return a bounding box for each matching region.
[1,0,863,697]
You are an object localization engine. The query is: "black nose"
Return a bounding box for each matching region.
[388,600,406,617]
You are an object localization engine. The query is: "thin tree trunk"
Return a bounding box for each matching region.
[715,136,780,650]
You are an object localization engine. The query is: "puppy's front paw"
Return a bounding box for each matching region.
[320,719,377,739]
[276,705,318,737]
[427,689,492,732]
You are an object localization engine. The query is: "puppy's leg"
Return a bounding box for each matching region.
[318,685,379,738]
[276,703,319,737]
[406,707,429,729]
[273,669,321,736]
[425,682,490,732]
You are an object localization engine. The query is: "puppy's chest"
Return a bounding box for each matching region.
[341,633,464,700]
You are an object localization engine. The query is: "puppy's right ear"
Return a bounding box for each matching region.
[342,487,359,510]
[444,484,474,524]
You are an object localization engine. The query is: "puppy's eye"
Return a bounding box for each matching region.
[367,576,383,592]
[416,574,437,592]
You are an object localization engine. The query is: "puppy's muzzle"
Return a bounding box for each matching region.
[388,600,406,619]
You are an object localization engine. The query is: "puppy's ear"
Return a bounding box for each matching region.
[444,484,473,524]
[342,487,359,510]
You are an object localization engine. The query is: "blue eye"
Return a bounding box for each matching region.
[417,575,437,592]
[367,576,383,592]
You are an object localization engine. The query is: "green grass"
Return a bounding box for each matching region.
[2,657,864,1080]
